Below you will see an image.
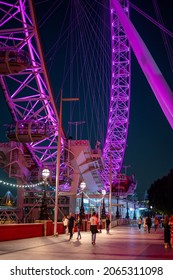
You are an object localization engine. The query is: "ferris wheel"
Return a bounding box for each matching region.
[0,0,65,183]
[0,0,172,190]
[0,0,129,187]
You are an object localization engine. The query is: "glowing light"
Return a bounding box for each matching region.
[0,178,44,188]
[80,181,86,191]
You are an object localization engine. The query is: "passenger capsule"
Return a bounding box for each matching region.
[0,48,30,75]
[6,120,48,143]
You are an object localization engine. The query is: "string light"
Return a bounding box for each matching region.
[0,179,44,188]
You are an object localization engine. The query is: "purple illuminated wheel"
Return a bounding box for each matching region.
[101,0,131,186]
[0,0,63,183]
[0,0,130,189]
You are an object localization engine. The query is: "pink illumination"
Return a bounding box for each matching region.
[111,0,173,129]
[102,0,130,185]
[0,1,62,173]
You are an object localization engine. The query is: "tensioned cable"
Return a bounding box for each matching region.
[71,2,111,145]
[36,0,64,28]
[67,1,101,141]
[35,1,112,148]
[34,0,50,5]
[57,1,111,146]
[49,1,72,74]
[152,0,173,73]
[35,0,173,145]
[129,2,173,38]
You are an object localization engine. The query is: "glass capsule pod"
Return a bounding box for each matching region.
[0,48,30,75]
[6,120,48,143]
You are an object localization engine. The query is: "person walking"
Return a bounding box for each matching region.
[68,212,76,240]
[146,216,152,233]
[105,216,111,234]
[76,216,82,240]
[143,216,147,232]
[154,217,159,232]
[90,212,98,245]
[163,216,171,248]
[98,218,103,233]
[137,216,142,231]
[169,216,173,247]
[62,215,68,234]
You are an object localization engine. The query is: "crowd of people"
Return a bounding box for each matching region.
[62,212,111,245]
[62,212,173,248]
[137,215,173,248]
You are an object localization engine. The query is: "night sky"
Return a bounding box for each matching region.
[0,0,173,200]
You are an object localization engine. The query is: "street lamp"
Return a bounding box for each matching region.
[109,148,113,228]
[116,195,120,219]
[101,189,106,219]
[54,89,79,236]
[126,199,129,219]
[39,168,50,220]
[98,189,106,221]
[79,181,86,219]
[42,168,50,181]
[133,202,136,220]
[109,146,119,227]
[68,121,86,140]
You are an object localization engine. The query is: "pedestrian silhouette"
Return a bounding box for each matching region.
[146,216,152,233]
[90,212,98,245]
[106,216,111,234]
[76,216,82,240]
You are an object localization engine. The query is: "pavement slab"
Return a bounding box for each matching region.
[0,225,173,260]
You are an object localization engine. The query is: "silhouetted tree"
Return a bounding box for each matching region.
[147,169,173,215]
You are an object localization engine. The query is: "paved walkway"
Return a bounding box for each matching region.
[0,225,173,260]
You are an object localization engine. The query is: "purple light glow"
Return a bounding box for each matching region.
[111,0,173,129]
[101,0,131,186]
[0,1,62,175]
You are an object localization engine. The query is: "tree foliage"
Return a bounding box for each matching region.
[147,169,173,215]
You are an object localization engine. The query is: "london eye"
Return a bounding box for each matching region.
[0,0,173,222]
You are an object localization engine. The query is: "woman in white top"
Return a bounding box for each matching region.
[137,216,142,231]
[62,215,69,234]
[90,212,98,245]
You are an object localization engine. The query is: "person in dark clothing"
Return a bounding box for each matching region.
[137,216,143,231]
[98,218,103,233]
[90,212,98,245]
[68,212,76,240]
[146,216,152,233]
[163,216,171,248]
[76,215,82,240]
[106,216,111,234]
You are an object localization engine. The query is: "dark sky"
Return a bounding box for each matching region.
[0,0,173,200]
[123,0,173,199]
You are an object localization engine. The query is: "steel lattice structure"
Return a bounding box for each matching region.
[0,0,131,188]
[102,0,130,185]
[0,0,67,182]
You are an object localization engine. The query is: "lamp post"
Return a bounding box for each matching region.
[133,202,136,220]
[101,189,106,219]
[109,148,113,228]
[126,199,129,219]
[68,121,86,140]
[98,189,106,222]
[116,195,120,219]
[149,205,153,217]
[39,168,50,220]
[54,90,79,236]
[79,181,86,219]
